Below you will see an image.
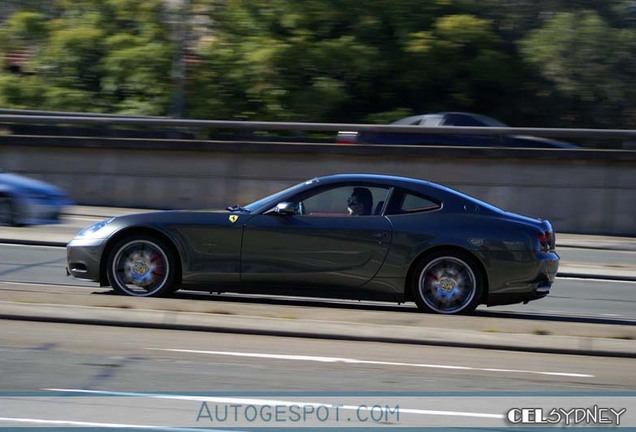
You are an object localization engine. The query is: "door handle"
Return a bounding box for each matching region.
[372,232,388,239]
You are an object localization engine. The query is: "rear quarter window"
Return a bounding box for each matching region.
[387,190,441,215]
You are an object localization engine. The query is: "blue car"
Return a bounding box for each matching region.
[0,171,74,226]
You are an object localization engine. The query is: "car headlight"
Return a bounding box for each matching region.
[75,217,115,238]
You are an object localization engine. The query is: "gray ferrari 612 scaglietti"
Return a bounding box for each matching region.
[66,174,559,315]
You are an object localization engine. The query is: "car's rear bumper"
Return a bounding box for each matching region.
[66,238,106,282]
[487,251,559,306]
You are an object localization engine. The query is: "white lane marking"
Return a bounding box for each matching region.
[0,243,66,249]
[556,276,636,284]
[0,416,234,431]
[65,215,105,221]
[0,281,96,289]
[149,349,594,378]
[45,389,504,419]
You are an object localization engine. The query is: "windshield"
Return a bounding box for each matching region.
[391,115,425,125]
[242,179,316,213]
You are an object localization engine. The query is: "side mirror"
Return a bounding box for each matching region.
[274,202,296,215]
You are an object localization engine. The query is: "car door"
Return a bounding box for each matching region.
[442,113,501,146]
[240,184,393,289]
[164,212,245,286]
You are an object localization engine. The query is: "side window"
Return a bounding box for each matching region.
[421,115,443,126]
[386,190,441,215]
[298,185,390,217]
[444,114,483,127]
[392,115,424,125]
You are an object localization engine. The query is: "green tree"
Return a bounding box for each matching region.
[402,14,515,116]
[452,0,636,42]
[187,1,522,122]
[521,10,636,127]
[3,0,636,129]
[0,0,173,114]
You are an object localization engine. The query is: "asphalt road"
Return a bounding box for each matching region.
[1,216,635,429]
[3,320,634,393]
[560,247,636,267]
[1,243,634,320]
[1,320,634,429]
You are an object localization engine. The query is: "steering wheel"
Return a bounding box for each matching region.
[296,201,305,216]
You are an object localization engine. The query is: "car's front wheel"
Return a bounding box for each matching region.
[411,251,483,314]
[106,235,177,297]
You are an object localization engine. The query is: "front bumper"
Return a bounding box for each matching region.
[66,237,107,282]
[17,197,68,225]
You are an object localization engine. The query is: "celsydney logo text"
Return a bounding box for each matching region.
[507,405,626,426]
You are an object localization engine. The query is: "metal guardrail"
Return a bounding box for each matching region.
[2,110,634,235]
[2,113,636,140]
[0,108,165,119]
[1,110,636,155]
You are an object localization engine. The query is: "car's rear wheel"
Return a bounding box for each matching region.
[0,195,17,226]
[411,251,483,314]
[107,235,177,297]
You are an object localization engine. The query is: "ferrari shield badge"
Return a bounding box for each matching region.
[229,215,239,223]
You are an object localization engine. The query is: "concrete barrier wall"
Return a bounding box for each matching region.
[1,139,635,235]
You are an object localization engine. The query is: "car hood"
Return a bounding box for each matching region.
[0,172,67,195]
[74,209,251,240]
[109,209,248,226]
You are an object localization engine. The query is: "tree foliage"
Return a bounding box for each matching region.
[0,0,173,114]
[1,0,636,127]
[521,10,636,127]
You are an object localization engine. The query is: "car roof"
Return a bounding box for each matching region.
[312,173,456,197]
[314,173,430,186]
[391,112,507,127]
[244,173,503,215]
[312,173,503,212]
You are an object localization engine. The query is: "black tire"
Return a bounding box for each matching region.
[410,250,484,315]
[0,195,17,226]
[106,234,177,297]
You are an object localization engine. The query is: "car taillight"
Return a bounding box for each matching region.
[538,231,552,251]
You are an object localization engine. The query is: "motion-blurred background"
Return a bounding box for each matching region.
[2,0,636,127]
[0,0,635,234]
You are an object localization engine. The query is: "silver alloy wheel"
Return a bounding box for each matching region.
[111,239,170,296]
[418,256,477,314]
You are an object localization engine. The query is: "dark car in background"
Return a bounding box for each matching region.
[0,171,73,226]
[337,112,577,148]
[67,174,559,315]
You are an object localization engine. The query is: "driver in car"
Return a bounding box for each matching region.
[347,187,373,216]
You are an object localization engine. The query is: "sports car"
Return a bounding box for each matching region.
[66,174,559,314]
[337,112,578,148]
